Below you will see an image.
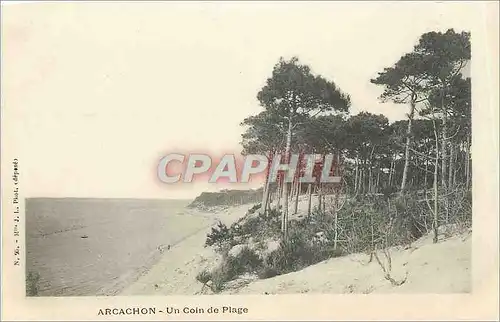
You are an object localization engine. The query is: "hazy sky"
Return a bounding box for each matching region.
[2,1,475,199]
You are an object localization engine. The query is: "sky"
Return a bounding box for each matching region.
[2,1,475,199]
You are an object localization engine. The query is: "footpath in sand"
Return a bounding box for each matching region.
[122,202,472,295]
[121,204,250,295]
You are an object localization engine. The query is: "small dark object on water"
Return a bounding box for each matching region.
[81,235,88,239]
[167,244,171,250]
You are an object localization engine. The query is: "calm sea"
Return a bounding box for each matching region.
[25,198,211,296]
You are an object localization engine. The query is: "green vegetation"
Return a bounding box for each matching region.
[205,221,235,253]
[195,269,212,285]
[198,29,472,292]
[201,185,471,292]
[197,245,263,293]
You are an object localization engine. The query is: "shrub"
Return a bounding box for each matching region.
[204,188,474,289]
[196,269,211,284]
[208,268,227,292]
[205,221,234,252]
[232,208,281,242]
[235,246,262,272]
[239,216,261,235]
[257,266,279,279]
[206,246,263,292]
[247,203,262,215]
[205,208,281,256]
[260,237,314,276]
[221,246,262,279]
[329,247,344,258]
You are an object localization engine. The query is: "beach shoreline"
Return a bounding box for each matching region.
[25,198,216,297]
[121,199,471,296]
[120,204,252,296]
[26,197,471,296]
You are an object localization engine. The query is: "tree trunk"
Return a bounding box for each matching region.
[360,168,365,194]
[267,185,273,211]
[281,115,293,241]
[440,82,451,223]
[432,120,440,244]
[465,135,471,190]
[441,86,448,189]
[318,184,322,212]
[433,153,439,243]
[448,142,455,189]
[424,153,429,188]
[442,119,449,224]
[401,95,416,194]
[260,152,272,215]
[293,180,300,214]
[362,159,367,194]
[376,170,380,193]
[368,146,375,193]
[354,159,359,193]
[333,187,339,250]
[368,166,372,194]
[276,177,282,210]
[388,155,394,187]
[307,183,312,217]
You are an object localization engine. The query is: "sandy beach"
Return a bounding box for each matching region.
[121,204,251,295]
[122,198,471,295]
[26,197,471,296]
[25,198,214,296]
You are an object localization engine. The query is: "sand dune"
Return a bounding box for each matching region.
[26,198,470,296]
[121,204,250,295]
[122,201,471,295]
[226,230,471,294]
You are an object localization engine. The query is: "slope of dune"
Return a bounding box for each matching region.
[121,204,251,295]
[222,229,472,294]
[122,198,471,295]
